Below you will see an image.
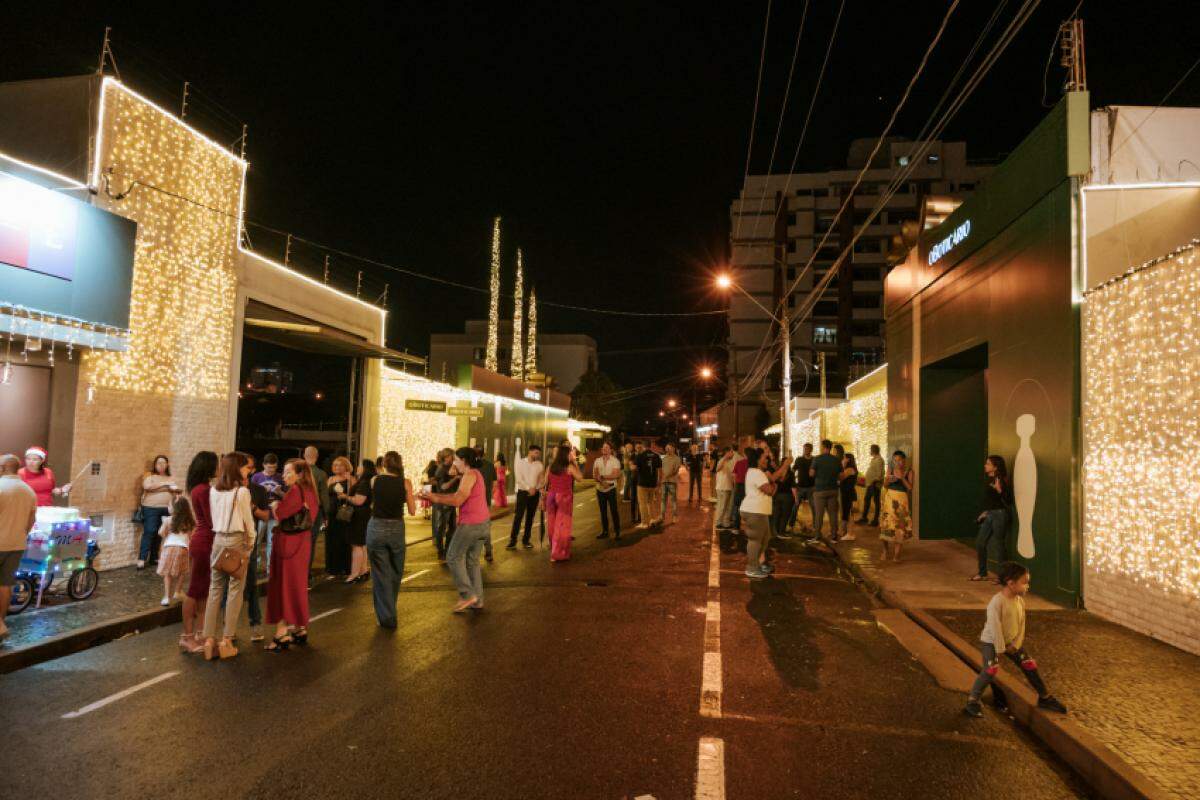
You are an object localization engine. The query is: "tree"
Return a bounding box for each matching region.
[570,370,626,431]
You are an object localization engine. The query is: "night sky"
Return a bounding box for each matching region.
[6,2,1200,426]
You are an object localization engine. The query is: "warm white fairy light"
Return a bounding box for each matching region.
[1083,239,1200,601]
[85,79,244,399]
[486,216,501,372]
[511,247,525,379]
[787,383,886,463]
[525,286,538,376]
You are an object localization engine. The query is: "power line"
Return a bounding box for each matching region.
[731,0,775,245]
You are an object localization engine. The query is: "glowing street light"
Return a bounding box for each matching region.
[700,366,713,380]
[667,399,677,408]
[658,410,665,417]
[715,273,733,290]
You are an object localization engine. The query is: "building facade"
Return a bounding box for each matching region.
[727,138,990,429]
[430,320,597,393]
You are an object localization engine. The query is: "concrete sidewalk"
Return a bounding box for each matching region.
[820,520,1197,800]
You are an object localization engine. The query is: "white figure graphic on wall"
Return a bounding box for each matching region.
[1013,413,1037,559]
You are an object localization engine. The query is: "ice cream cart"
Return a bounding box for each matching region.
[8,507,101,614]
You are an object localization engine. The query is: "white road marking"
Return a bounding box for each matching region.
[401,569,429,583]
[700,652,722,718]
[699,524,723,718]
[61,671,179,719]
[308,607,343,623]
[694,737,726,800]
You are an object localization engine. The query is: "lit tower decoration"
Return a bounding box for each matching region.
[485,216,502,372]
[525,285,538,377]
[510,248,525,379]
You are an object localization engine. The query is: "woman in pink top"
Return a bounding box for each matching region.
[418,447,491,613]
[541,441,584,563]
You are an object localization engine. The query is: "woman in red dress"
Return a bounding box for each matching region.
[265,458,318,651]
[181,451,219,654]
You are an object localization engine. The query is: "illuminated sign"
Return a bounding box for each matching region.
[928,219,971,266]
[448,406,485,419]
[523,388,541,401]
[405,399,447,413]
[0,171,79,280]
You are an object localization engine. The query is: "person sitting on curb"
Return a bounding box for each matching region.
[965,561,1068,718]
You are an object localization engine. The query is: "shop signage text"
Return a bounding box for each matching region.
[523,388,541,401]
[448,406,484,419]
[928,219,971,266]
[405,399,447,413]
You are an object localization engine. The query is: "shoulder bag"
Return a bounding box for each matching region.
[277,488,314,534]
[213,487,248,580]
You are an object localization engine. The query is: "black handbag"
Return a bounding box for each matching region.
[276,489,313,534]
[132,506,144,524]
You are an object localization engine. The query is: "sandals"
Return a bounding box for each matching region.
[452,597,478,614]
[292,628,309,646]
[264,634,294,652]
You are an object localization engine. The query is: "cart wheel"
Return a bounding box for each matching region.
[68,567,99,600]
[8,578,33,613]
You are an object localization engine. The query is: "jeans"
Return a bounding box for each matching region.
[509,490,539,546]
[637,485,659,524]
[245,523,264,627]
[976,509,1009,577]
[625,471,640,523]
[839,488,856,534]
[743,512,771,572]
[791,486,812,528]
[366,517,407,628]
[689,467,703,501]
[731,483,745,529]
[771,494,795,536]
[969,642,1050,702]
[811,490,839,537]
[447,520,490,602]
[433,504,457,556]
[203,533,250,640]
[596,489,621,536]
[660,480,678,520]
[138,506,170,563]
[860,482,882,523]
[714,489,733,527]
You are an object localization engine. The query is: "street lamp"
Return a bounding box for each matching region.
[716,272,792,457]
[667,399,677,409]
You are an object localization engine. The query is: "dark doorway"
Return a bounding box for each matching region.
[919,344,987,540]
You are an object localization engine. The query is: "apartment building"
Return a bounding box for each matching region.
[727,137,989,420]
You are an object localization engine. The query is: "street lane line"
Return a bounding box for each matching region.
[61,671,179,719]
[401,569,429,583]
[699,524,723,718]
[308,607,343,623]
[700,652,722,718]
[694,737,726,800]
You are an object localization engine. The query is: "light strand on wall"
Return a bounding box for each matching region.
[525,286,538,376]
[511,247,525,379]
[485,216,501,372]
[1083,240,1200,600]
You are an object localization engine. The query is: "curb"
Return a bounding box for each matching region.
[0,576,268,676]
[826,542,1171,800]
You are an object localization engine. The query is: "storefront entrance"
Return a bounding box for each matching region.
[919,345,988,541]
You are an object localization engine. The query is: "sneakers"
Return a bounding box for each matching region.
[759,562,776,574]
[840,533,857,541]
[160,597,170,606]
[505,543,517,550]
[964,699,984,718]
[745,568,768,579]
[1037,696,1068,713]
[522,542,534,549]
[136,560,146,570]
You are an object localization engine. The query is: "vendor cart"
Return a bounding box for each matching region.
[8,507,101,614]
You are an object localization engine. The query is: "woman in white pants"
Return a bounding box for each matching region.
[202,452,257,660]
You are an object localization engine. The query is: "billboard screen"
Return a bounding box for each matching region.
[0,171,79,280]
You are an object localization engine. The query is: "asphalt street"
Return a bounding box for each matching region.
[0,488,1091,799]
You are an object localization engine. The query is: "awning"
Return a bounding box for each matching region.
[242,301,423,366]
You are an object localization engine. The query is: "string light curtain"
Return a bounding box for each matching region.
[510,248,525,379]
[485,216,501,372]
[87,80,244,399]
[525,286,538,376]
[1083,241,1200,603]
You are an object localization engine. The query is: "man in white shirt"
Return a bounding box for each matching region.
[857,444,886,526]
[713,447,737,529]
[506,445,545,550]
[592,442,622,540]
[0,454,37,641]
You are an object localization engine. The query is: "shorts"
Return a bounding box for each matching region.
[0,550,23,584]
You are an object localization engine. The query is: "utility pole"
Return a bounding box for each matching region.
[819,351,827,409]
[776,191,792,459]
[180,81,190,119]
[1059,16,1087,92]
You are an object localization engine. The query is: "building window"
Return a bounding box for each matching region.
[814,326,837,344]
[960,182,975,191]
[852,294,880,308]
[789,212,798,226]
[927,153,940,164]
[787,240,796,254]
[812,187,829,198]
[787,295,795,308]
[472,347,485,360]
[786,266,796,282]
[814,301,838,317]
[795,188,813,197]
[896,155,910,167]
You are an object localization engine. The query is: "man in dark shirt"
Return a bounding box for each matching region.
[683,444,704,502]
[243,454,272,641]
[791,443,814,531]
[433,449,459,560]
[809,439,842,540]
[634,439,664,528]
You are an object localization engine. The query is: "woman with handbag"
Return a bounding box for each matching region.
[266,458,319,651]
[325,456,354,577]
[337,459,376,584]
[201,452,257,660]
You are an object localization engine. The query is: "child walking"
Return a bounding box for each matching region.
[157,497,194,608]
[965,562,1068,717]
